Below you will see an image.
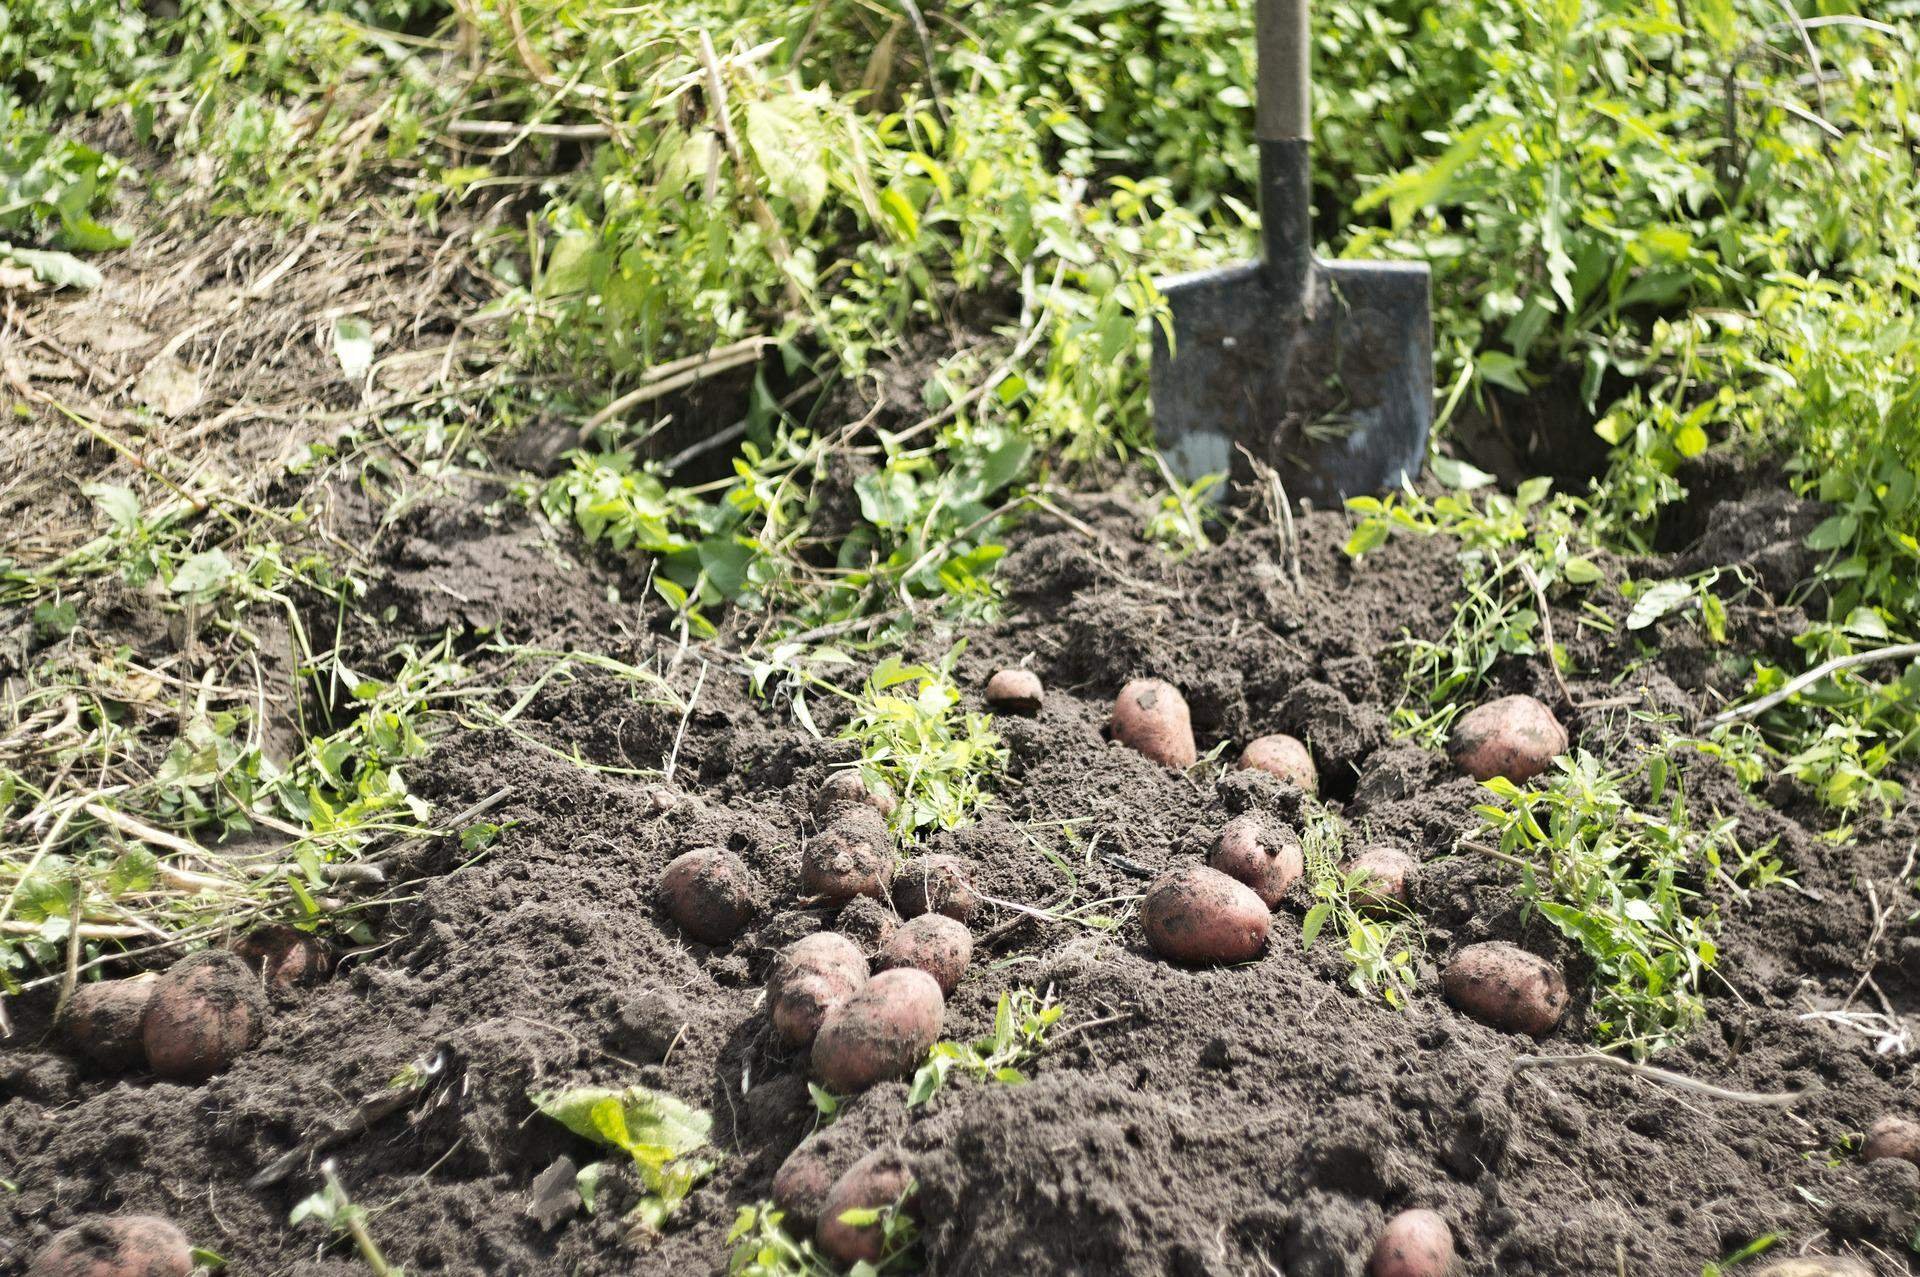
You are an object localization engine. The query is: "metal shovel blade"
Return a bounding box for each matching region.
[1151,255,1433,508]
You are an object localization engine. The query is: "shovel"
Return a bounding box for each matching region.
[1150,0,1432,507]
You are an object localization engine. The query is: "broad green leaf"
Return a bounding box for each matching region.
[331,317,375,380]
[1625,580,1692,630]
[744,99,827,230]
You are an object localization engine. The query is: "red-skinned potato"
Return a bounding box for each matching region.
[141,951,266,1082]
[1110,679,1197,769]
[802,807,894,905]
[231,924,331,988]
[769,933,868,1049]
[1448,694,1568,783]
[63,975,156,1071]
[893,854,978,923]
[810,968,944,1092]
[1369,1208,1454,1277]
[27,1215,193,1277]
[815,1148,915,1267]
[1238,734,1317,794]
[874,914,972,995]
[1207,814,1303,908]
[771,1137,838,1233]
[1441,942,1568,1037]
[985,668,1043,713]
[1141,864,1270,965]
[657,848,756,944]
[1862,1115,1920,1166]
[1347,846,1416,911]
[815,770,898,822]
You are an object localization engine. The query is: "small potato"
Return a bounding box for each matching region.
[815,770,898,822]
[230,924,331,989]
[27,1215,192,1277]
[1110,678,1197,769]
[769,933,868,1049]
[657,848,756,944]
[835,895,899,954]
[1447,694,1567,784]
[875,915,972,995]
[772,1137,838,1233]
[1207,814,1303,908]
[802,808,895,905]
[1238,734,1317,794]
[985,668,1044,713]
[1862,1115,1920,1167]
[63,975,156,1071]
[816,1148,915,1267]
[1369,1208,1454,1277]
[1441,941,1568,1038]
[141,951,266,1082]
[1752,1260,1875,1277]
[810,968,944,1093]
[1346,846,1416,911]
[1141,864,1271,966]
[892,854,979,923]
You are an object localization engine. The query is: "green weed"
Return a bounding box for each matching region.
[907,987,1062,1107]
[1298,807,1422,1009]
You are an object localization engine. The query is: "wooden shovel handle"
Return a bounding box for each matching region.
[1256,0,1311,142]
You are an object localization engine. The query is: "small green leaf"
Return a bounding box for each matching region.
[331,317,375,380]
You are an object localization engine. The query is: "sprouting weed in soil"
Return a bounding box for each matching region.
[529,1084,721,1243]
[726,1204,838,1277]
[1470,749,1750,1057]
[907,987,1063,1108]
[839,648,1006,836]
[1698,1234,1780,1277]
[1142,455,1223,558]
[290,1160,406,1277]
[1297,806,1421,1009]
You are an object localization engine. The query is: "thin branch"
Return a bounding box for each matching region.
[1705,642,1920,726]
[1513,1051,1814,1106]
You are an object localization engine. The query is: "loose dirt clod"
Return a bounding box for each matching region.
[985,668,1044,713]
[26,1214,193,1277]
[1441,941,1568,1038]
[1109,678,1197,768]
[141,951,266,1082]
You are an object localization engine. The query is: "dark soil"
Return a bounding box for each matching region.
[4,457,1917,1277]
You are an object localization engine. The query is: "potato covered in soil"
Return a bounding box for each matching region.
[814,769,898,822]
[874,914,972,995]
[985,668,1043,713]
[27,1215,193,1277]
[62,975,156,1071]
[810,968,944,1092]
[657,847,756,944]
[1346,846,1416,910]
[1862,1115,1920,1167]
[1109,678,1197,769]
[769,932,868,1049]
[1441,941,1568,1038]
[816,1148,915,1267]
[1369,1208,1454,1277]
[1208,813,1304,908]
[771,1137,838,1232]
[802,807,895,905]
[141,951,266,1082]
[1238,733,1317,794]
[1141,864,1270,965]
[1447,694,1568,783]
[1751,1261,1874,1277]
[230,924,331,988]
[892,854,978,923]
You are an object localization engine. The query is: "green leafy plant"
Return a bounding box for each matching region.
[907,987,1062,1107]
[1298,806,1421,1009]
[836,647,1007,836]
[530,1085,720,1240]
[290,1160,406,1277]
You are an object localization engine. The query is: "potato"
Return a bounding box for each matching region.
[815,769,898,822]
[985,668,1044,713]
[1862,1115,1920,1166]
[835,895,899,954]
[657,847,756,944]
[1447,694,1567,783]
[1441,941,1568,1038]
[875,914,972,995]
[141,951,266,1082]
[63,975,156,1071]
[1369,1208,1454,1277]
[892,854,979,923]
[772,1137,838,1232]
[1238,733,1317,794]
[802,807,895,905]
[1141,864,1271,965]
[816,1148,915,1267]
[1346,846,1416,911]
[27,1215,193,1277]
[1752,1260,1875,1277]
[230,924,331,988]
[810,968,944,1092]
[1109,678,1197,769]
[769,933,868,1049]
[1207,813,1303,908]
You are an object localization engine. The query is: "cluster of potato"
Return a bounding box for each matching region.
[62,947,273,1082]
[774,1143,918,1266]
